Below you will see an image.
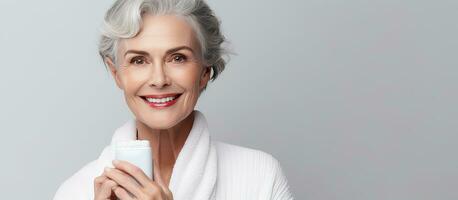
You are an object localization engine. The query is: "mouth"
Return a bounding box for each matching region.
[139,93,182,108]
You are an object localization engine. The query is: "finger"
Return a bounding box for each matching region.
[113,160,152,187]
[94,175,108,194]
[99,179,118,198]
[104,167,143,198]
[112,186,135,200]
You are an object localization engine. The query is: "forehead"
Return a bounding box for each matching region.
[119,14,199,53]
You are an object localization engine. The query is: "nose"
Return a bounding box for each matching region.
[148,61,170,88]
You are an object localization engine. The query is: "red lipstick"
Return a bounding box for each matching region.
[140,93,182,109]
[142,93,181,98]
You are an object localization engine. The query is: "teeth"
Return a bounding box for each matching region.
[145,96,176,103]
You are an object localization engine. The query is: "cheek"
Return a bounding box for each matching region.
[171,67,201,90]
[119,70,147,95]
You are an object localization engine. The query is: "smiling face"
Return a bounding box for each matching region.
[106,14,211,130]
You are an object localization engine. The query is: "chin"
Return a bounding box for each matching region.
[142,115,180,130]
[146,123,176,130]
[132,102,195,130]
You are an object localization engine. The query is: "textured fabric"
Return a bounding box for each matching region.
[53,110,294,200]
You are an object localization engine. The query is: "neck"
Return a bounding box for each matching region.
[135,110,195,186]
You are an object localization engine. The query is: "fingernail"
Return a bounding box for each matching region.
[104,167,112,172]
[113,159,120,165]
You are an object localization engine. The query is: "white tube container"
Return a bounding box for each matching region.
[114,140,153,180]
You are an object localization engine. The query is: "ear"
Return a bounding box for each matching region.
[105,57,123,90]
[199,66,211,91]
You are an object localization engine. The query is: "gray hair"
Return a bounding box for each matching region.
[98,0,230,90]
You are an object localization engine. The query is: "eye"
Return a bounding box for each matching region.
[130,56,147,65]
[171,54,187,63]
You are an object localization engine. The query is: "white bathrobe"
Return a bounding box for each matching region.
[53,110,294,200]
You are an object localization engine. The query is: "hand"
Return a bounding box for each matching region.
[102,160,174,200]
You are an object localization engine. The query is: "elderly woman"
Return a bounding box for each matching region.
[53,0,293,199]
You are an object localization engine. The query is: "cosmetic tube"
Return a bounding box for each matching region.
[114,140,153,180]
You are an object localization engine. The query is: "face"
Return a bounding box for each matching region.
[106,14,211,130]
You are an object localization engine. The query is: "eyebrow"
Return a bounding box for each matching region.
[123,46,195,57]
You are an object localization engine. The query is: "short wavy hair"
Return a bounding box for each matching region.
[98,0,230,91]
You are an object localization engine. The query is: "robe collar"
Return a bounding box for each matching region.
[100,110,217,199]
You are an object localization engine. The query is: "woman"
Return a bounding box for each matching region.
[53,0,294,199]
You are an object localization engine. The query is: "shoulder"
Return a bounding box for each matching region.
[53,147,111,200]
[213,141,294,199]
[214,141,280,166]
[214,141,285,177]
[53,160,99,200]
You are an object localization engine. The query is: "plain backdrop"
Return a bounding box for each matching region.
[1,0,457,199]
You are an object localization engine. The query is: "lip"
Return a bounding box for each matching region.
[141,93,181,98]
[140,93,182,109]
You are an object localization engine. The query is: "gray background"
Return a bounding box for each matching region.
[0,0,457,199]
